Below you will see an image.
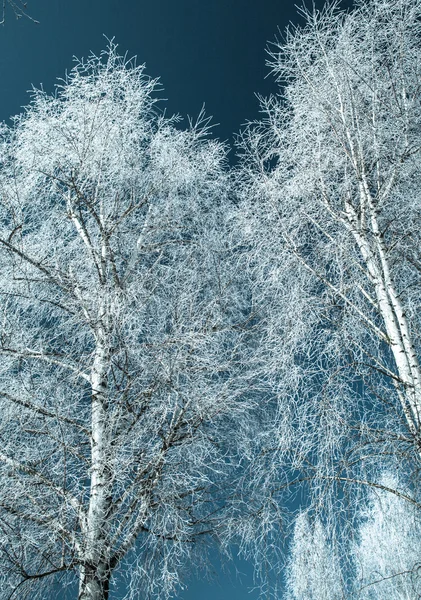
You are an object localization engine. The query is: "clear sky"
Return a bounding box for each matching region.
[0,1,351,598]
[0,0,341,144]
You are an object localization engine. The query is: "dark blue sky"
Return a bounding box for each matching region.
[0,0,339,143]
[0,1,351,598]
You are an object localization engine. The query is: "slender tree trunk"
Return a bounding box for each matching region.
[80,304,113,600]
[345,192,421,433]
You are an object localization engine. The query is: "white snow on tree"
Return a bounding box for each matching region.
[353,473,421,599]
[285,512,343,600]
[232,0,421,587]
[0,42,255,600]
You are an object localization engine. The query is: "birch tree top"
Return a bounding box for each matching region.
[240,0,421,487]
[0,42,255,600]
[234,0,421,592]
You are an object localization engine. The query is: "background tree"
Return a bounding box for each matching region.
[0,44,253,600]
[284,512,344,600]
[351,471,421,599]
[284,472,421,599]
[234,0,421,592]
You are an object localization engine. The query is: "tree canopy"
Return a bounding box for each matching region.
[0,43,257,600]
[235,0,421,594]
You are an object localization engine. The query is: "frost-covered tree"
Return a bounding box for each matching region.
[231,0,421,592]
[352,472,421,599]
[285,474,421,600]
[285,512,343,600]
[0,44,253,600]
[236,0,421,521]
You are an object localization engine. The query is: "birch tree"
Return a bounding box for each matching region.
[0,44,252,600]
[234,0,421,579]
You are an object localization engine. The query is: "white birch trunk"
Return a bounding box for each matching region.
[79,313,113,600]
[345,187,421,433]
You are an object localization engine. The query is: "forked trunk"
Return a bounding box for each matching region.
[78,562,111,600]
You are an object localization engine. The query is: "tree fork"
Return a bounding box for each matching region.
[78,562,111,600]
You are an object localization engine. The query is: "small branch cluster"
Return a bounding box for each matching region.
[0,1,38,25]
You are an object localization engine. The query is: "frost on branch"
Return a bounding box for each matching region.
[0,42,255,600]
[285,512,343,600]
[0,0,38,24]
[233,0,421,594]
[352,472,421,599]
